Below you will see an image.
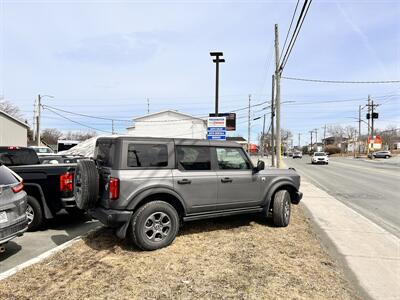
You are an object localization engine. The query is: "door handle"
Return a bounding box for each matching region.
[221,177,233,183]
[177,179,191,185]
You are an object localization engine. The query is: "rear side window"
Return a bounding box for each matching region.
[176,146,211,171]
[96,140,115,167]
[127,144,168,167]
[0,166,19,185]
[0,148,39,166]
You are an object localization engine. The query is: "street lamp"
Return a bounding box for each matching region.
[36,94,54,146]
[210,51,225,115]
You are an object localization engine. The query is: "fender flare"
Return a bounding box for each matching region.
[23,183,53,219]
[126,186,187,214]
[263,180,298,211]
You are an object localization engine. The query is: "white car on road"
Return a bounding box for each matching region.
[311,152,329,165]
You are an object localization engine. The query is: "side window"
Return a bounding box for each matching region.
[216,147,251,170]
[127,144,168,167]
[176,146,211,171]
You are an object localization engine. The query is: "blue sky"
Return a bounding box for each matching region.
[1,0,399,145]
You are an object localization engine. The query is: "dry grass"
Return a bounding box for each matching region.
[0,206,358,300]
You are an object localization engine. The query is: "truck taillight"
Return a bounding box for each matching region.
[109,177,119,200]
[12,182,24,193]
[60,172,73,192]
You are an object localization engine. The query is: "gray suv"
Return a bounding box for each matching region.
[74,137,302,250]
[0,165,28,252]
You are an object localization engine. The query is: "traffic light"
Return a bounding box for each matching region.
[366,113,379,119]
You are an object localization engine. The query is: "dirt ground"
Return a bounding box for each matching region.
[0,205,359,300]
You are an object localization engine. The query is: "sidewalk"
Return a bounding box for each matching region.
[301,179,400,300]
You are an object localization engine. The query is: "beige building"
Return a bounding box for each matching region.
[0,110,29,146]
[126,110,207,139]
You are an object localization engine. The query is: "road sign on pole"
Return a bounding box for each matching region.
[207,117,226,140]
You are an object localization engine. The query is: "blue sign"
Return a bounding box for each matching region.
[207,117,226,141]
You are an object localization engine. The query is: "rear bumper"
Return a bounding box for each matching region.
[88,207,132,228]
[292,191,303,205]
[0,218,29,245]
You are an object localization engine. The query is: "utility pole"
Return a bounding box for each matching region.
[112,120,115,135]
[247,94,251,153]
[358,105,361,156]
[367,95,371,156]
[314,128,318,148]
[309,130,313,152]
[147,98,150,114]
[323,124,327,150]
[210,52,225,115]
[37,94,41,146]
[261,114,266,157]
[274,24,282,168]
[371,99,375,138]
[298,133,301,149]
[271,75,275,167]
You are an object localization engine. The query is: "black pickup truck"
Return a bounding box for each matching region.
[0,146,80,231]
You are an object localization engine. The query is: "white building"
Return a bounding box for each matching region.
[126,110,207,139]
[0,110,29,147]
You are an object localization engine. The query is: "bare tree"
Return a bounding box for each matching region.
[377,125,399,150]
[41,128,63,145]
[0,98,24,120]
[344,125,358,140]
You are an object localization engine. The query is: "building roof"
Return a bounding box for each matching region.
[226,136,247,142]
[0,110,30,128]
[133,110,206,122]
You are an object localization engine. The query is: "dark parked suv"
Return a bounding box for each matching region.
[75,137,302,250]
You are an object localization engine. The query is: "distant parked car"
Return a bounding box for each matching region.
[369,151,391,159]
[0,165,28,252]
[29,146,54,155]
[311,152,329,164]
[293,151,302,159]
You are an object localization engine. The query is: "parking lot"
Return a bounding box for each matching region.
[0,211,99,273]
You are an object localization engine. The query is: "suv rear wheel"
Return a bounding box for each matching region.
[272,190,291,227]
[27,195,43,231]
[129,201,179,251]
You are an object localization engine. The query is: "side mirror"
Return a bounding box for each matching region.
[256,160,265,172]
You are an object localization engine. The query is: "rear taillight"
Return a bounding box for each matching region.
[60,172,73,192]
[109,177,119,200]
[12,182,24,193]
[7,146,20,150]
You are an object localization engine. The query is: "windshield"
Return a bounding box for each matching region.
[0,148,40,166]
[314,152,326,156]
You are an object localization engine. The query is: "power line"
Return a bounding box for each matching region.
[43,106,113,134]
[280,0,300,65]
[282,76,400,84]
[42,104,131,122]
[280,0,312,71]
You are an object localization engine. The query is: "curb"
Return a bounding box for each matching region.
[0,225,102,281]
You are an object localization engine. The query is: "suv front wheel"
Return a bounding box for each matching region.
[272,190,291,227]
[129,201,179,251]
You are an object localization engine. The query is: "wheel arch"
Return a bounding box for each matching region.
[23,183,53,219]
[264,182,299,213]
[126,187,187,218]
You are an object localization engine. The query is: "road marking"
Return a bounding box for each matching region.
[329,160,400,178]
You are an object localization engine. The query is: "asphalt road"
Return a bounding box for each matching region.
[0,211,100,274]
[285,156,400,238]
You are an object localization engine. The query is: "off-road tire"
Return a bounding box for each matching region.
[74,159,99,210]
[129,201,179,251]
[272,190,291,227]
[27,195,43,231]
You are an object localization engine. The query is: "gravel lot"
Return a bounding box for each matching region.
[0,205,359,300]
